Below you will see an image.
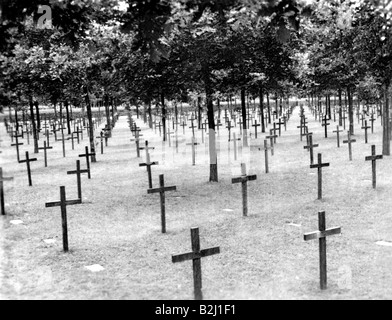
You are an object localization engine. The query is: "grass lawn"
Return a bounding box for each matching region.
[1,105,392,300]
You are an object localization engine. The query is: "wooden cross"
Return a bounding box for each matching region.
[341,113,347,130]
[226,121,234,141]
[78,146,95,179]
[237,119,243,134]
[0,167,14,215]
[96,131,104,154]
[276,119,285,136]
[147,175,177,233]
[216,121,223,134]
[310,153,330,200]
[130,133,142,158]
[361,120,371,144]
[45,186,82,252]
[304,211,341,290]
[67,160,89,200]
[139,152,159,189]
[252,120,261,139]
[365,145,383,189]
[68,132,78,150]
[172,227,220,300]
[139,140,155,160]
[38,141,53,167]
[102,127,111,145]
[369,114,375,133]
[260,140,272,173]
[43,129,52,147]
[11,132,24,162]
[321,115,330,138]
[282,116,287,131]
[19,151,37,187]
[271,123,278,143]
[301,127,312,147]
[297,118,307,141]
[343,131,356,161]
[74,126,83,144]
[232,163,257,217]
[266,130,277,156]
[332,126,343,148]
[189,120,197,138]
[360,114,366,128]
[233,133,241,161]
[180,121,187,135]
[187,137,199,166]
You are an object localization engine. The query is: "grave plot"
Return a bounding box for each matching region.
[1,101,392,301]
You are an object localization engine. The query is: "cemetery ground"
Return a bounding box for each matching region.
[1,106,392,300]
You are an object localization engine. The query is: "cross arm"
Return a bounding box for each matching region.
[139,162,159,167]
[310,163,330,169]
[172,247,220,263]
[67,169,89,175]
[304,227,341,241]
[365,155,383,161]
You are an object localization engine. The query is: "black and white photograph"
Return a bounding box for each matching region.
[0,0,392,304]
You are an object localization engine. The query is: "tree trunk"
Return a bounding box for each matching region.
[161,91,167,142]
[267,92,271,124]
[204,67,218,182]
[383,83,390,155]
[29,97,39,153]
[104,94,111,136]
[260,86,265,133]
[34,101,41,131]
[241,89,248,147]
[148,100,153,128]
[65,101,71,135]
[197,96,202,129]
[84,86,96,163]
[347,87,354,135]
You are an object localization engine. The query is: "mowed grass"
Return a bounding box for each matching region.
[1,106,392,300]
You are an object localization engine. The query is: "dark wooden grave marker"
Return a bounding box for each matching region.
[19,151,37,186]
[172,227,220,300]
[304,211,341,290]
[38,141,53,167]
[361,120,371,144]
[139,152,159,189]
[332,126,343,148]
[365,145,383,189]
[310,153,330,200]
[67,160,89,200]
[45,186,82,252]
[232,163,257,217]
[79,146,95,179]
[147,174,177,233]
